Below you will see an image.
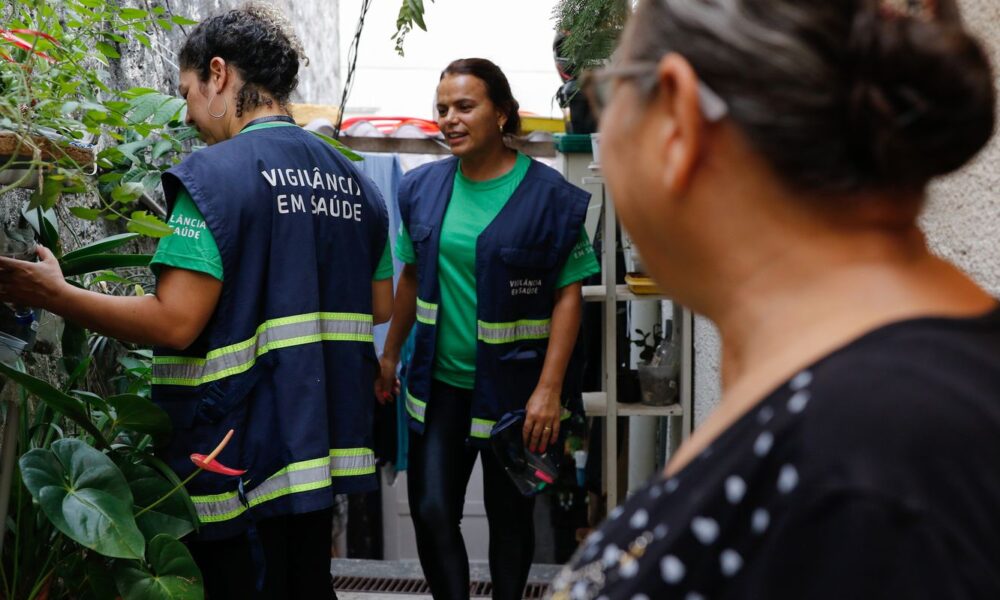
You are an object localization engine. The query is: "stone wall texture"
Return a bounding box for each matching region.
[693,0,1000,425]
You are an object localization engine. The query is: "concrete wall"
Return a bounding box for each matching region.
[693,0,1000,424]
[173,0,341,104]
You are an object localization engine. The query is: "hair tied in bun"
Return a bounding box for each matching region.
[879,0,939,22]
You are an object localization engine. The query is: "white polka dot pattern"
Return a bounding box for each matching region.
[754,431,774,457]
[778,464,799,494]
[630,509,649,529]
[660,555,685,584]
[725,475,747,504]
[691,516,719,545]
[720,549,743,577]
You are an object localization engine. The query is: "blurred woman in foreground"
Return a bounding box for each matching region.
[550,0,999,598]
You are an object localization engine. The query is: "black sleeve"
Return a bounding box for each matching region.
[745,492,964,600]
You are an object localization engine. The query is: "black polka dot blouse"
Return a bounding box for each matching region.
[550,308,1000,600]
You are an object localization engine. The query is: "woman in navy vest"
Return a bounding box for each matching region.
[548,0,1000,598]
[376,59,598,599]
[0,5,393,598]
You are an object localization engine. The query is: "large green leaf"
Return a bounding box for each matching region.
[151,98,186,126]
[127,211,173,238]
[114,534,204,600]
[60,253,152,277]
[106,394,171,444]
[61,233,140,262]
[0,361,109,447]
[127,92,171,124]
[19,439,145,559]
[139,453,201,530]
[117,459,194,541]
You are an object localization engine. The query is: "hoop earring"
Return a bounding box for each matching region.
[207,95,228,119]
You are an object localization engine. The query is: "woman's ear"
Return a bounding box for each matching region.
[208,56,230,93]
[655,53,705,195]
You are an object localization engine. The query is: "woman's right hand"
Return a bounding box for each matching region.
[375,354,400,405]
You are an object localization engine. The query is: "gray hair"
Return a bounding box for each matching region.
[623,0,995,194]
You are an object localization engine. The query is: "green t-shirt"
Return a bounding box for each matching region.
[150,121,394,281]
[395,153,600,389]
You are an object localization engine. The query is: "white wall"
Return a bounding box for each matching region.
[338,0,565,119]
[693,0,1000,424]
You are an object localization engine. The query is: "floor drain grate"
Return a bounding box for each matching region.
[331,575,551,598]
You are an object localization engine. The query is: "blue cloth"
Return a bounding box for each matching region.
[356,151,410,470]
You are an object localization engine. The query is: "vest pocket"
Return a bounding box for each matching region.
[498,344,547,409]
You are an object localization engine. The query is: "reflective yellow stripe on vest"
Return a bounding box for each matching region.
[190,448,375,524]
[406,390,427,423]
[470,408,571,440]
[476,319,551,345]
[470,418,495,439]
[416,298,438,326]
[152,312,373,387]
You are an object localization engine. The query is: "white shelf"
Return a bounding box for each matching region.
[583,392,683,417]
[579,174,693,511]
[582,284,666,303]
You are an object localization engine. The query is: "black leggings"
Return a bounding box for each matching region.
[187,508,335,599]
[408,380,535,600]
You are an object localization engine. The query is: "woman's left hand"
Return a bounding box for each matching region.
[524,385,561,454]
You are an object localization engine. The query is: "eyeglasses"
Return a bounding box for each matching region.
[580,61,729,123]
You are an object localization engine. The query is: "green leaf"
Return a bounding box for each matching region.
[310,131,364,161]
[155,18,174,31]
[128,93,171,124]
[112,181,146,203]
[117,460,194,541]
[87,271,134,287]
[151,139,173,160]
[127,211,173,238]
[60,253,153,277]
[151,98,186,126]
[117,139,155,163]
[71,389,109,413]
[19,439,145,559]
[408,0,427,30]
[69,206,103,220]
[123,87,160,98]
[96,42,120,59]
[0,362,109,447]
[141,170,164,193]
[61,320,89,376]
[62,233,140,262]
[120,8,148,20]
[139,453,201,529]
[114,534,203,600]
[29,177,65,212]
[170,15,199,26]
[106,394,171,444]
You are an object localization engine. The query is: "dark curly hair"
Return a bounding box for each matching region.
[178,3,306,117]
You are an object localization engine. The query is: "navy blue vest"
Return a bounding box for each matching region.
[152,124,388,539]
[400,157,589,442]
